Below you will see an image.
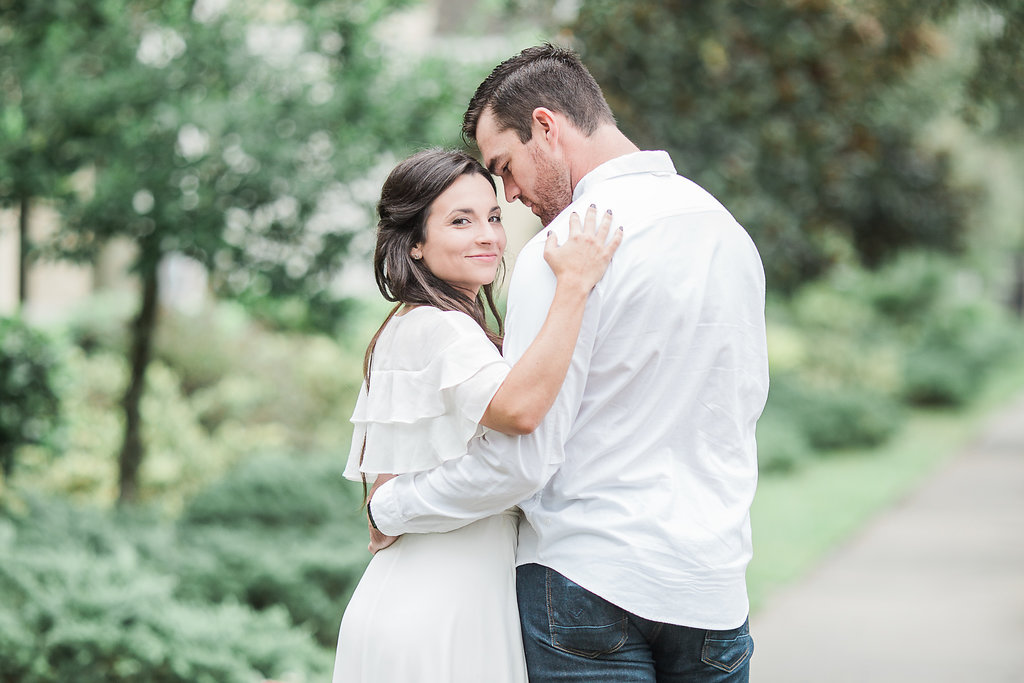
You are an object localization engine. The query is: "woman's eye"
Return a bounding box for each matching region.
[489,215,502,223]
[452,217,470,226]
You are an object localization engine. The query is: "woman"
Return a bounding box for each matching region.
[333,148,620,682]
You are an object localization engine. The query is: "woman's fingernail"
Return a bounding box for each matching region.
[618,226,624,231]
[606,209,613,215]
[547,230,552,237]
[589,203,597,209]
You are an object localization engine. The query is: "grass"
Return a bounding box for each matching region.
[747,351,1024,613]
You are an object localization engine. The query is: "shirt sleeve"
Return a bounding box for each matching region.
[369,237,604,535]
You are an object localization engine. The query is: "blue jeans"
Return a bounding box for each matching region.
[516,564,752,682]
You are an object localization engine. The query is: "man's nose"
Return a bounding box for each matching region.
[502,178,519,204]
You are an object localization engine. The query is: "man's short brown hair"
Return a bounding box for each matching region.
[462,43,615,144]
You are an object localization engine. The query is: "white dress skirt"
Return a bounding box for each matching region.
[332,307,527,683]
[332,509,526,682]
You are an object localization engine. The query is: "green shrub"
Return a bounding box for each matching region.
[170,454,370,645]
[799,386,904,451]
[789,278,879,334]
[12,351,239,511]
[137,362,240,512]
[781,282,904,396]
[0,317,65,477]
[766,375,903,452]
[165,525,368,647]
[756,408,813,474]
[761,252,1022,464]
[902,346,976,406]
[153,302,252,395]
[902,299,1021,406]
[16,298,368,511]
[0,549,331,683]
[60,291,136,356]
[156,302,363,458]
[0,496,333,682]
[862,251,949,322]
[11,348,125,504]
[181,454,360,528]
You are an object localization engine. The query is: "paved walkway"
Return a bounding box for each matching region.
[750,392,1024,682]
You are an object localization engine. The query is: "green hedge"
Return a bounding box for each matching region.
[170,455,370,646]
[180,454,351,528]
[0,452,373,681]
[902,300,1021,406]
[11,299,366,511]
[0,547,331,683]
[755,410,813,474]
[759,250,1023,474]
[761,375,902,454]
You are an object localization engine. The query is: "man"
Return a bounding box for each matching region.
[367,44,768,681]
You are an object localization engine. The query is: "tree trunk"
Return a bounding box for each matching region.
[117,265,160,505]
[17,195,29,308]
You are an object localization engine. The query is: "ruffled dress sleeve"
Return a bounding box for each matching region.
[343,307,511,481]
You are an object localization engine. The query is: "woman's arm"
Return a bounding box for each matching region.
[480,204,621,435]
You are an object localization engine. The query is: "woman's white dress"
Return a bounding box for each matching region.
[332,306,527,683]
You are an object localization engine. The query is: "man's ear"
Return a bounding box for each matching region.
[531,107,560,149]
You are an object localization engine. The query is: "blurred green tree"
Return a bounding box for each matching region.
[962,1,1024,314]
[569,1,979,290]
[0,0,91,307]
[0,317,63,480]
[1,0,472,503]
[964,1,1024,137]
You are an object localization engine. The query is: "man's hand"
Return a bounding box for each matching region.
[367,473,399,555]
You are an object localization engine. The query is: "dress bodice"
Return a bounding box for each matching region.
[343,307,510,480]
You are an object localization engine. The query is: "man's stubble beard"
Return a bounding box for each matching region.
[529,146,573,227]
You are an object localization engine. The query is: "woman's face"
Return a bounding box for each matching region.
[414,173,506,298]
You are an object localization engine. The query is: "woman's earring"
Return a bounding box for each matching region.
[411,251,422,260]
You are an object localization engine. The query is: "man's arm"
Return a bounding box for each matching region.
[368,237,601,536]
[369,428,557,536]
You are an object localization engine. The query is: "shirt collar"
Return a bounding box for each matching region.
[572,150,676,202]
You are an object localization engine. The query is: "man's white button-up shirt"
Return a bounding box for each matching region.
[369,151,769,630]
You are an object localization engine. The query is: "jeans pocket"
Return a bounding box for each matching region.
[545,568,629,658]
[701,619,753,673]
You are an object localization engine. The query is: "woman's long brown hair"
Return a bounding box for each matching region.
[359,148,505,503]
